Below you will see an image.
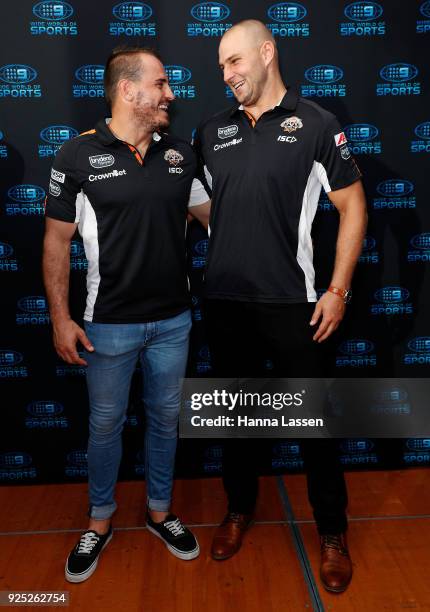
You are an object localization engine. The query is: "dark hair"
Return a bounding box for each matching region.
[104,45,162,107]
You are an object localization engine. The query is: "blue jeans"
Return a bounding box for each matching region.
[83,309,192,520]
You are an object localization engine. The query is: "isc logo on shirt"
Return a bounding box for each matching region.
[277,135,297,143]
[169,167,183,174]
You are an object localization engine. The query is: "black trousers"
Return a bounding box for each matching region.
[204,299,348,535]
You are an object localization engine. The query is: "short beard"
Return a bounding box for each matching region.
[132,92,170,131]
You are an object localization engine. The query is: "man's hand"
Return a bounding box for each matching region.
[310,292,346,343]
[52,319,94,365]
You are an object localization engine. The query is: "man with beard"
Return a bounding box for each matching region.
[194,21,367,592]
[43,46,210,582]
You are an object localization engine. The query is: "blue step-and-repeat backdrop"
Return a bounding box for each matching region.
[1,1,429,483]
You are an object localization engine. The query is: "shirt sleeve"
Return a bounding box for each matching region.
[316,116,362,193]
[188,126,212,208]
[44,140,83,223]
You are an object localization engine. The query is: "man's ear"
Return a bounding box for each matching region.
[261,41,275,67]
[117,79,134,103]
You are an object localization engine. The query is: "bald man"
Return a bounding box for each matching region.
[194,21,367,592]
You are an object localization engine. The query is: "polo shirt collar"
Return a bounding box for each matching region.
[95,117,163,145]
[229,86,299,118]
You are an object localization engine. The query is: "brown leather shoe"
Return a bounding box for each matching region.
[211,512,254,560]
[320,533,352,593]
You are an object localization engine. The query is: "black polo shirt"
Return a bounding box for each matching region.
[45,118,209,323]
[194,87,362,303]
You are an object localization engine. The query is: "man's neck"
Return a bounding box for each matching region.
[108,115,154,157]
[243,80,287,122]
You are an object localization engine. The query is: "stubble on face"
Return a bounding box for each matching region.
[132,90,170,132]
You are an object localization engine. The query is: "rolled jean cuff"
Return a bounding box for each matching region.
[147,497,171,512]
[88,502,117,520]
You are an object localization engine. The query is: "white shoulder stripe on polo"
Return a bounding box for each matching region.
[77,193,100,322]
[74,189,85,223]
[315,160,332,193]
[296,161,326,302]
[204,165,212,188]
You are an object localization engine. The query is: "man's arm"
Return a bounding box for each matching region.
[43,217,94,364]
[188,200,211,229]
[311,179,367,342]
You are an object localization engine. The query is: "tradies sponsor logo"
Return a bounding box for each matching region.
[218,125,238,139]
[89,153,115,168]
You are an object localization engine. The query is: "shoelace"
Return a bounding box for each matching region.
[321,534,347,553]
[77,532,100,554]
[164,518,186,537]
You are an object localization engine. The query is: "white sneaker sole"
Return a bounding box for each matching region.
[146,524,200,560]
[65,531,113,583]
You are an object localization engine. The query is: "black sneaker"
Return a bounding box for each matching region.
[65,526,113,583]
[146,513,199,560]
